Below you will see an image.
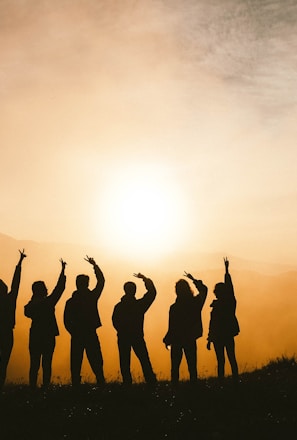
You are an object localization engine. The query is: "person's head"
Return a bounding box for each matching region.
[32,281,48,299]
[175,279,193,299]
[123,281,137,297]
[0,279,8,297]
[213,282,226,299]
[76,274,90,290]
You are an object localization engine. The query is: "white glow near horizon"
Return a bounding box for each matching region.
[94,162,187,260]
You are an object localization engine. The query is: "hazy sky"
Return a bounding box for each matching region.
[1,0,297,265]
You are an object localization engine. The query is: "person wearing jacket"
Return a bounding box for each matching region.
[24,258,66,390]
[64,256,105,387]
[0,249,26,389]
[207,258,240,382]
[163,273,208,385]
[112,273,157,386]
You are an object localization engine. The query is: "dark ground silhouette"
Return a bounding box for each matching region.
[1,356,296,439]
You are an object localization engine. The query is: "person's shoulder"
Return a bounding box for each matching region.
[65,294,76,304]
[169,302,177,310]
[113,300,121,309]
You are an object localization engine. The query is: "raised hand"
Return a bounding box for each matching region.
[184,271,194,281]
[224,257,229,272]
[60,258,67,269]
[84,255,96,266]
[133,273,146,280]
[18,249,27,262]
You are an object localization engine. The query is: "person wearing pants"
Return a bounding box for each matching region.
[25,258,66,389]
[0,249,26,389]
[163,273,208,385]
[112,273,157,386]
[64,256,105,387]
[207,258,240,382]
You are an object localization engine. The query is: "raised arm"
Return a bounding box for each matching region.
[184,271,208,306]
[48,259,67,305]
[85,256,105,299]
[9,249,27,300]
[133,272,156,311]
[224,257,235,300]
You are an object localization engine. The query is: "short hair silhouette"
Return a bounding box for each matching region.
[64,257,106,387]
[76,274,89,289]
[112,273,157,386]
[123,281,137,296]
[213,282,226,298]
[32,281,47,298]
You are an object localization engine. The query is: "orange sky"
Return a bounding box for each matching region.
[1,0,297,383]
[1,0,297,265]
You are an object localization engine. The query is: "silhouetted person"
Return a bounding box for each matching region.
[112,273,157,386]
[163,273,208,385]
[207,258,240,382]
[0,249,26,389]
[64,256,105,387]
[24,258,66,390]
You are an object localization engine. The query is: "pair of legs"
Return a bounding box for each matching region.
[70,331,105,386]
[117,335,156,385]
[171,340,197,384]
[29,331,56,389]
[213,337,238,380]
[0,329,13,389]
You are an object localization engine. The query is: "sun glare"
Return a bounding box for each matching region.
[95,163,186,260]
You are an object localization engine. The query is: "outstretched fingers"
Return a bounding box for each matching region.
[18,248,27,260]
[84,255,96,266]
[133,273,145,279]
[184,271,194,280]
[59,258,67,268]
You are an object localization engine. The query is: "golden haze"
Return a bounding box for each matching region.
[1,234,296,385]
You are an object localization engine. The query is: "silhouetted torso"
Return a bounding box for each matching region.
[24,272,66,337]
[112,276,157,385]
[164,280,207,347]
[112,283,156,338]
[0,263,22,332]
[63,262,105,386]
[208,272,239,342]
[64,288,102,335]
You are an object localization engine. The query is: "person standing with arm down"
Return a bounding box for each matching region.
[64,256,105,387]
[0,249,27,389]
[112,273,157,386]
[207,258,240,383]
[24,258,66,390]
[163,273,208,385]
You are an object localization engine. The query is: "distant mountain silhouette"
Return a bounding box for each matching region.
[1,231,296,383]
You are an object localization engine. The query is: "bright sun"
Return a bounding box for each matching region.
[95,162,186,260]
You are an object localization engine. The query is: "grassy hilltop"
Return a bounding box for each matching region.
[1,356,296,440]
